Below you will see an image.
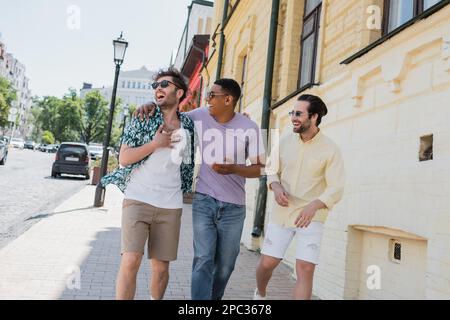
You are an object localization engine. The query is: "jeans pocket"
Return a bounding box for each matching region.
[194,192,209,201]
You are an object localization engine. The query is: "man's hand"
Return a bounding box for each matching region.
[133,102,157,121]
[211,163,237,175]
[294,200,325,228]
[271,182,289,207]
[153,125,173,149]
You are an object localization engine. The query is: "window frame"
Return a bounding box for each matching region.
[383,0,442,35]
[342,0,448,65]
[297,0,322,91]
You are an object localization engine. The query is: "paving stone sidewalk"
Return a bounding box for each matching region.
[0,185,296,300]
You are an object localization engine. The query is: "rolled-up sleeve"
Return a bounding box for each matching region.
[318,147,345,210]
[265,137,281,190]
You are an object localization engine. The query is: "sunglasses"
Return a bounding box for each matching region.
[151,80,180,90]
[206,91,228,100]
[288,111,311,118]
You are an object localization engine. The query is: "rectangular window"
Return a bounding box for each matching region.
[384,0,445,34]
[298,0,322,90]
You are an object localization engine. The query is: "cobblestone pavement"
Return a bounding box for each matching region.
[0,185,297,300]
[0,148,88,249]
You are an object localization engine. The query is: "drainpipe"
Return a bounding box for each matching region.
[216,0,229,80]
[252,0,280,237]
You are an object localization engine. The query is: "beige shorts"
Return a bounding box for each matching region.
[121,199,182,261]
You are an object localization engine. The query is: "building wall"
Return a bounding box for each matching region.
[174,1,214,70]
[203,0,450,299]
[0,43,33,138]
[80,67,154,107]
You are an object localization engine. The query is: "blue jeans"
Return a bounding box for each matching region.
[191,192,246,300]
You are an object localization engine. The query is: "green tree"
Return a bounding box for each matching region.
[28,105,42,142]
[42,130,55,144]
[78,90,109,145]
[78,91,122,145]
[57,90,82,142]
[0,76,17,129]
[35,96,62,139]
[111,103,136,147]
[34,90,82,143]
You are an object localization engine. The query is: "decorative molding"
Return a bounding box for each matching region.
[381,53,409,93]
[350,77,363,108]
[443,33,450,72]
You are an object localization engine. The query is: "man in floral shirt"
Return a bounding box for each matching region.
[101,67,195,300]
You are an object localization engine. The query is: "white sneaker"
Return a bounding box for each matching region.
[253,288,267,300]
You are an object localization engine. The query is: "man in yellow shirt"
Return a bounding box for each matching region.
[254,94,345,300]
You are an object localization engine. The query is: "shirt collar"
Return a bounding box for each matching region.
[299,129,322,145]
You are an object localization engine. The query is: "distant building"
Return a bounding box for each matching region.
[80,66,155,107]
[0,39,33,138]
[172,0,213,111]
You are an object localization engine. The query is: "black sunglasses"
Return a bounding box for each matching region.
[151,80,180,90]
[205,91,228,100]
[288,110,311,117]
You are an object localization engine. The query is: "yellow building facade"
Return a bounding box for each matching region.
[201,0,450,299]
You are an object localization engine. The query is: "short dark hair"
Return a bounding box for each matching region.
[214,78,241,105]
[297,94,328,126]
[154,67,188,102]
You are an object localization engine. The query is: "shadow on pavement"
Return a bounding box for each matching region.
[58,227,154,300]
[24,206,96,221]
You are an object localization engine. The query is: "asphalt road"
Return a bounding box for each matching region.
[0,148,88,249]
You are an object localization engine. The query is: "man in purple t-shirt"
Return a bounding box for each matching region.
[136,78,265,300]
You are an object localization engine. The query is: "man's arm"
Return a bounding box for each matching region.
[133,102,157,120]
[212,125,266,178]
[211,156,264,178]
[119,125,172,167]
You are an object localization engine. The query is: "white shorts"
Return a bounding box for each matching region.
[261,222,324,265]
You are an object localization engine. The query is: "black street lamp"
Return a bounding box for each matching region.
[94,33,128,207]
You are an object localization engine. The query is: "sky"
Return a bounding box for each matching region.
[0,0,201,97]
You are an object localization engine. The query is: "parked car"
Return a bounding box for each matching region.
[37,143,47,152]
[40,144,58,153]
[10,138,25,149]
[0,136,10,145]
[88,144,104,160]
[51,142,90,179]
[24,140,36,150]
[0,140,8,165]
[47,144,59,153]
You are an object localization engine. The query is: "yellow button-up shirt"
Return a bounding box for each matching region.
[266,130,345,227]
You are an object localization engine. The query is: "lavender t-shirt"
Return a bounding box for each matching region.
[186,107,265,205]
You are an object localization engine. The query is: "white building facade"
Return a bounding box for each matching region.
[0,40,33,138]
[173,0,214,70]
[80,66,155,107]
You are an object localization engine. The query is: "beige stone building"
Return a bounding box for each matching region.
[200,0,450,299]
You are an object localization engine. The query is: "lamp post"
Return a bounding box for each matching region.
[94,33,128,207]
